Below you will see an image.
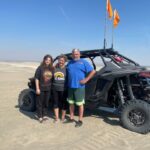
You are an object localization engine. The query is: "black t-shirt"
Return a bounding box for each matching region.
[52,66,67,91]
[35,65,53,91]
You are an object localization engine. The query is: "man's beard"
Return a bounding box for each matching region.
[73,58,80,61]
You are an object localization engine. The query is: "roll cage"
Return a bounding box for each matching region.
[54,48,140,70]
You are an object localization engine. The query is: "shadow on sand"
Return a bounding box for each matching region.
[15,104,120,126]
[85,108,121,126]
[15,105,54,121]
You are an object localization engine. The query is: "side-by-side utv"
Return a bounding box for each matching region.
[18,48,150,134]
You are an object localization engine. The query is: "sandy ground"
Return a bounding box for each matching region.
[0,62,150,150]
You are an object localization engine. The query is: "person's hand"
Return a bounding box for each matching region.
[36,89,40,95]
[80,78,88,84]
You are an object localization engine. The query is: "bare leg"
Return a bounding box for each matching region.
[61,109,66,121]
[79,104,84,121]
[70,104,74,120]
[54,108,59,120]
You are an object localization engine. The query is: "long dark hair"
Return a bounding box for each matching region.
[40,54,53,70]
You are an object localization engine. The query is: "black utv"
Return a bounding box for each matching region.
[18,48,150,134]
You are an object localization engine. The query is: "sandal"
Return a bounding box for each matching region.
[43,116,49,121]
[39,117,43,123]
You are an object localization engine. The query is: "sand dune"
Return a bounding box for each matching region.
[0,62,150,150]
[0,61,39,69]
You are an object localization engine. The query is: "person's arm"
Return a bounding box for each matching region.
[80,60,96,84]
[35,79,40,95]
[64,68,68,88]
[80,70,96,84]
[35,67,41,95]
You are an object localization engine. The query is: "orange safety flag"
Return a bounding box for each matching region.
[106,0,113,19]
[113,9,120,28]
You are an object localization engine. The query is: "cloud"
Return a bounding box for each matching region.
[59,6,70,22]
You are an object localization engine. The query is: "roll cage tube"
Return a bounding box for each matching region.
[99,51,107,67]
[90,56,96,70]
[101,48,139,67]
[102,50,138,67]
[53,55,96,70]
[99,50,121,67]
[116,52,139,66]
[81,54,96,70]
[53,57,59,63]
[53,48,139,67]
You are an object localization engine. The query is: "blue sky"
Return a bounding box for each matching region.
[0,0,150,65]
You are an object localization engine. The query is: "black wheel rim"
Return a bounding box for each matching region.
[22,94,32,107]
[128,109,146,127]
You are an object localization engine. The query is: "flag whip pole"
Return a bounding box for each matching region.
[111,16,114,49]
[104,0,107,50]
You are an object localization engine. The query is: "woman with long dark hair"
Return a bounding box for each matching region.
[35,54,53,123]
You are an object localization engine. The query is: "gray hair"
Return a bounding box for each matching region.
[72,48,80,53]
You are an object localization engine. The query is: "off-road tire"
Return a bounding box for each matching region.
[18,89,36,112]
[120,99,150,134]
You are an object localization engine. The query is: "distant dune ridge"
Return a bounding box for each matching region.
[0,61,150,70]
[0,62,150,150]
[0,61,40,69]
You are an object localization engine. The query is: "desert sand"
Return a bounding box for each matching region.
[0,62,150,150]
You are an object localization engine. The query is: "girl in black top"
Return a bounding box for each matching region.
[35,54,53,123]
[53,55,68,123]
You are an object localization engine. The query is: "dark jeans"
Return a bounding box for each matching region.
[53,89,68,110]
[36,90,51,118]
